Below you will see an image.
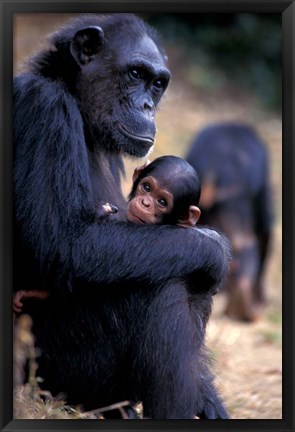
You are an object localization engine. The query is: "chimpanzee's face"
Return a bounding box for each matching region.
[71,25,170,157]
[126,176,174,224]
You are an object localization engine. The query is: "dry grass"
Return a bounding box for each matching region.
[13,316,135,420]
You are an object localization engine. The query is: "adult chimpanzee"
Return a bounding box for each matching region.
[13,14,231,419]
[186,122,273,322]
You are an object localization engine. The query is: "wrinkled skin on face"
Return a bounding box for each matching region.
[72,23,171,157]
[126,176,174,224]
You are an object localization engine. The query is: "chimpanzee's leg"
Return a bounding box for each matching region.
[133,280,228,419]
[253,231,272,305]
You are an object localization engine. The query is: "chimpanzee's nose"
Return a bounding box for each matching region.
[142,197,151,207]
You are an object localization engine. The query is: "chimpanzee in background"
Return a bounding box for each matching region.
[13,14,231,419]
[186,122,273,322]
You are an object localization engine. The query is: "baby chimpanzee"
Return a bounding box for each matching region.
[127,156,201,227]
[106,155,202,227]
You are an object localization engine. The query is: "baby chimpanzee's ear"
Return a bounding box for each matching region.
[177,206,201,228]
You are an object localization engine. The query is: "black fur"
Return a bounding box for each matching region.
[14,14,230,418]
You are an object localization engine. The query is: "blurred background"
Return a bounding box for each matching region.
[13,13,282,419]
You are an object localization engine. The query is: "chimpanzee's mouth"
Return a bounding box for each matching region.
[132,214,147,224]
[118,123,154,145]
[126,207,147,224]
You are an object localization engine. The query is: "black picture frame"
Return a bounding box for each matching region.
[1,1,293,431]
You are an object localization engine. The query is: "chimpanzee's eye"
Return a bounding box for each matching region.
[129,68,144,81]
[153,78,165,90]
[143,183,151,192]
[158,198,167,207]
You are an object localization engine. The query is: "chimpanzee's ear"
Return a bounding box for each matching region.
[132,160,151,183]
[178,206,201,228]
[70,26,104,65]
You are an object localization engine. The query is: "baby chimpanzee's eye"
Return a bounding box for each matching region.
[158,198,167,207]
[143,183,151,192]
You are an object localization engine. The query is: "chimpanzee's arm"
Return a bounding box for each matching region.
[69,222,231,288]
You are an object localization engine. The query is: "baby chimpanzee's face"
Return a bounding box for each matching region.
[126,176,174,224]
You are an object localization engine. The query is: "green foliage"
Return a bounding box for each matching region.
[149,14,282,111]
[259,329,282,346]
[267,309,282,325]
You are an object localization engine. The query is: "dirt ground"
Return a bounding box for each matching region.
[207,276,282,419]
[13,14,282,420]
